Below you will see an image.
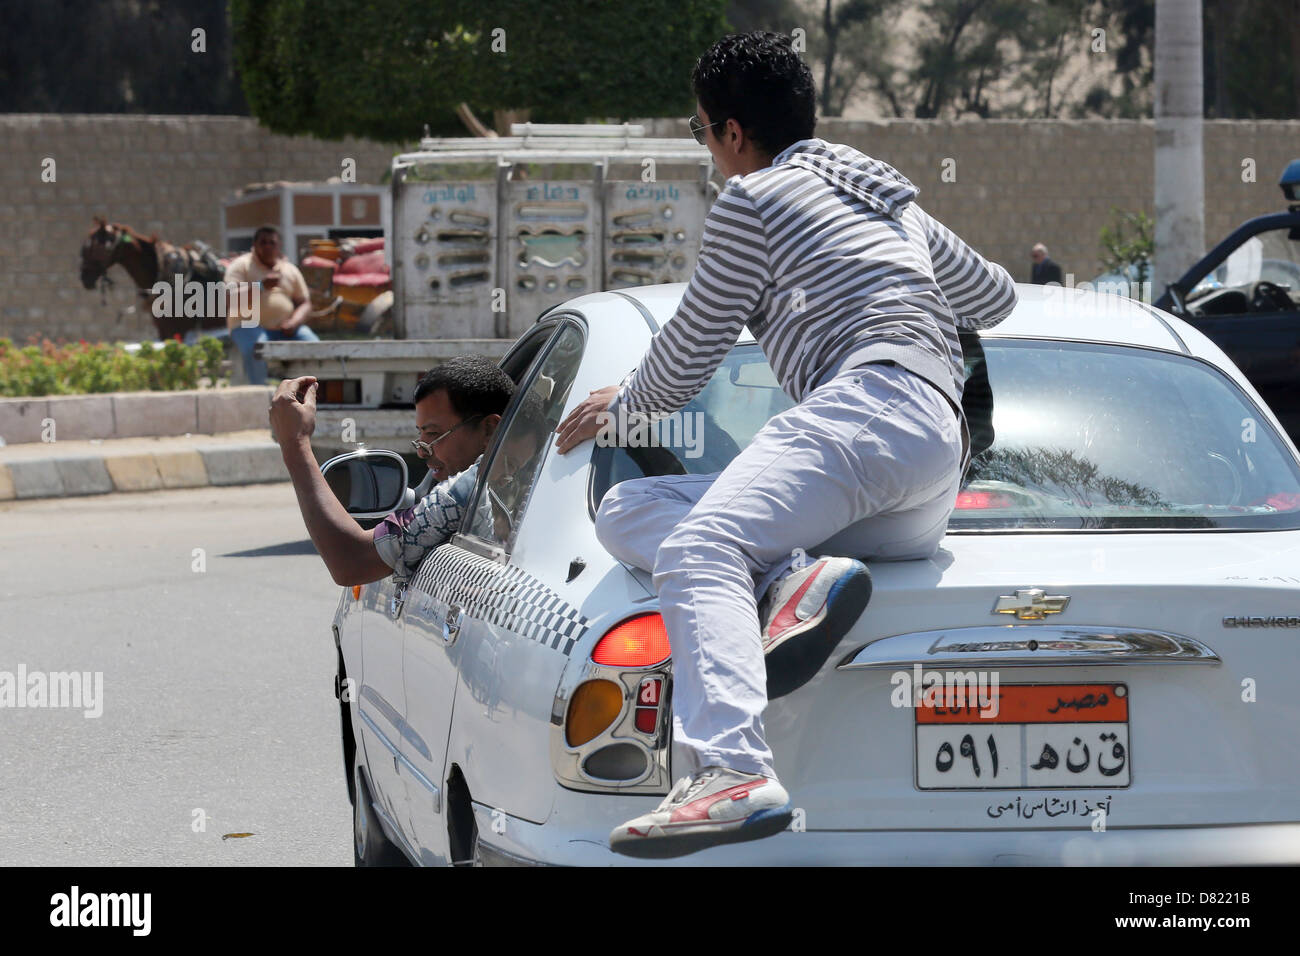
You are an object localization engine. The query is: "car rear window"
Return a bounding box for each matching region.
[589,339,1300,532]
[589,344,792,510]
[956,339,1300,530]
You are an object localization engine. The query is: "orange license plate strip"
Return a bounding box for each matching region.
[916,683,1128,724]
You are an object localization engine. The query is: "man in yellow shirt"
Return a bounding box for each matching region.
[225,225,318,384]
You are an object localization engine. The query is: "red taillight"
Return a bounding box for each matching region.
[592,614,671,667]
[955,490,1016,510]
[634,677,662,734]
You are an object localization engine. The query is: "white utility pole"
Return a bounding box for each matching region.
[1154,0,1205,293]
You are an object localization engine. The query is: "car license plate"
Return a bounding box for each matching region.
[915,683,1131,790]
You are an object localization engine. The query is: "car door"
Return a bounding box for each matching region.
[1176,223,1300,443]
[397,320,579,861]
[355,573,417,853]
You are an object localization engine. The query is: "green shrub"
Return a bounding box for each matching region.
[0,335,230,397]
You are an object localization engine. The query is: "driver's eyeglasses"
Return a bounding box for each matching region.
[688,114,722,146]
[410,415,483,457]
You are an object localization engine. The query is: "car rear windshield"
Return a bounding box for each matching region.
[589,339,1300,531]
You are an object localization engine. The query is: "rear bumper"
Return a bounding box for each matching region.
[471,804,1300,866]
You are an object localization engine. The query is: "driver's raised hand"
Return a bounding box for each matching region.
[270,375,318,447]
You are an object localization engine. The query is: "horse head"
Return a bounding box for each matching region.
[80,217,118,289]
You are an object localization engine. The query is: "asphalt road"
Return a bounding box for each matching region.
[0,484,353,866]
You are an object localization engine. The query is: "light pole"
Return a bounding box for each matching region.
[1154,0,1205,295]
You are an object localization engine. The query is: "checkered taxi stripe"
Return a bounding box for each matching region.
[409,544,590,656]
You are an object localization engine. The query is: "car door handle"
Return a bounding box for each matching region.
[442,604,463,645]
[389,585,407,620]
[838,626,1221,669]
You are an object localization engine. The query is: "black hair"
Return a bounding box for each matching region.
[413,354,515,420]
[253,224,280,242]
[692,31,817,158]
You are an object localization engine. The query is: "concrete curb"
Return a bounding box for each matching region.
[0,433,288,502]
[0,387,274,444]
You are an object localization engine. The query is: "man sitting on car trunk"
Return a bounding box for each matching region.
[270,356,515,587]
[556,32,1017,858]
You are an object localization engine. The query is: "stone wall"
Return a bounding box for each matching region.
[3,114,1298,344]
[0,115,400,344]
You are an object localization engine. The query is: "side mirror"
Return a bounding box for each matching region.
[320,448,414,519]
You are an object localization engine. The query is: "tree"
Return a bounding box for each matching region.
[1098,208,1155,285]
[725,0,805,33]
[812,1,898,118]
[1079,0,1155,117]
[1204,0,1300,118]
[231,0,729,142]
[0,0,246,114]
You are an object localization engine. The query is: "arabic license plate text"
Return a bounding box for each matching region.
[915,683,1131,789]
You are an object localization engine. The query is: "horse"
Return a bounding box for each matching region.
[79,218,228,341]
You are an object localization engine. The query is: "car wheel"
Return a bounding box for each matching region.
[353,761,408,867]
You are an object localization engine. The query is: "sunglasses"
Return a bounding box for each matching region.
[410,414,483,457]
[688,114,723,146]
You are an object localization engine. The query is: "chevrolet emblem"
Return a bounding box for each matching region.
[993,587,1070,620]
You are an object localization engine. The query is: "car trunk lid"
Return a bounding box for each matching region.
[765,531,1300,832]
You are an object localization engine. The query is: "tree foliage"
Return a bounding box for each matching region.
[1099,208,1155,284]
[0,0,245,113]
[731,0,1296,120]
[231,0,729,141]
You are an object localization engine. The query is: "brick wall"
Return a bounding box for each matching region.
[3,114,1298,344]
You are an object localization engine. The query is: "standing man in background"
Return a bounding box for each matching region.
[1030,242,1064,285]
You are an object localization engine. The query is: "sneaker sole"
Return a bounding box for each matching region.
[765,563,872,700]
[609,804,794,859]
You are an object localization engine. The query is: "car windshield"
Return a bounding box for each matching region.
[589,340,1300,531]
[1189,231,1300,297]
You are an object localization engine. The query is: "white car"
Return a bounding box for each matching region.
[326,282,1300,866]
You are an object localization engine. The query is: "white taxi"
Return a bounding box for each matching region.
[328,282,1300,866]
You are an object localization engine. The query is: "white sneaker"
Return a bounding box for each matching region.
[609,767,793,859]
[761,556,872,699]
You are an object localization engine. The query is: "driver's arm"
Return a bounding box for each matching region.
[280,436,394,585]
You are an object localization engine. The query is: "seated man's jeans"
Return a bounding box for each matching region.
[230,324,319,385]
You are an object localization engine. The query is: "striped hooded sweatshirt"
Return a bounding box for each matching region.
[614,138,1018,456]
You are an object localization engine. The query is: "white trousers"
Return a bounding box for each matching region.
[594,363,965,779]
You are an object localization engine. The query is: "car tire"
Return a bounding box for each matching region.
[353,761,409,867]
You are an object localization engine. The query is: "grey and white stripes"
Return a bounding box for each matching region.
[615,138,1017,419]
